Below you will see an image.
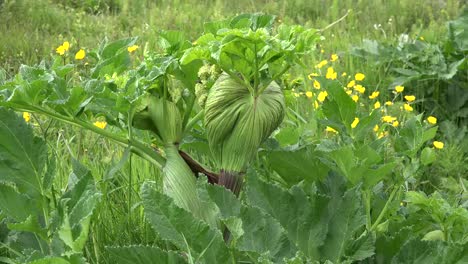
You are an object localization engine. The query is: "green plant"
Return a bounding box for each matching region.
[1,12,467,264]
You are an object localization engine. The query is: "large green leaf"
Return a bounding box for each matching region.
[58,160,101,253]
[245,173,329,259]
[0,108,47,198]
[141,182,230,263]
[107,245,186,264]
[238,205,296,261]
[268,147,329,186]
[391,240,468,264]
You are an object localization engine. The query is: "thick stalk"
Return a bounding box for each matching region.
[218,170,244,242]
[163,144,213,224]
[218,171,244,197]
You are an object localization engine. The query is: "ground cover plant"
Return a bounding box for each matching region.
[0,1,467,263]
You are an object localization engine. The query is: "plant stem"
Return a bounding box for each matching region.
[370,186,400,231]
[364,189,372,230]
[11,104,166,168]
[184,109,204,134]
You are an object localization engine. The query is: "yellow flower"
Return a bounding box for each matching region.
[378,131,389,139]
[326,67,337,80]
[433,141,444,149]
[351,95,359,102]
[392,120,399,127]
[385,101,393,106]
[395,85,404,93]
[369,91,380,99]
[341,72,347,77]
[56,45,66,55]
[75,49,86,60]
[62,41,70,51]
[313,80,321,89]
[420,36,425,41]
[128,45,139,53]
[382,115,397,123]
[374,101,381,109]
[330,54,338,62]
[325,126,338,133]
[404,95,416,102]
[351,117,359,128]
[23,112,31,123]
[305,91,313,98]
[427,116,437,125]
[346,80,356,88]
[373,125,379,132]
[355,73,365,81]
[94,121,107,129]
[308,73,319,80]
[354,84,365,94]
[346,90,352,95]
[320,49,325,53]
[403,103,413,112]
[316,60,328,69]
[314,100,319,109]
[317,91,328,102]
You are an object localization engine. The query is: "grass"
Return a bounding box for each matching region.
[1,0,466,262]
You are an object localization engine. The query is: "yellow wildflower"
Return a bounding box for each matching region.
[427,116,437,125]
[128,45,139,53]
[305,91,313,98]
[326,67,337,80]
[351,117,359,128]
[325,126,338,133]
[392,120,399,127]
[316,60,328,69]
[346,80,356,88]
[351,95,359,102]
[433,141,444,149]
[354,85,365,94]
[75,49,86,60]
[330,54,338,62]
[56,45,66,55]
[346,90,352,95]
[342,72,347,77]
[378,131,389,139]
[62,41,70,51]
[94,121,107,129]
[404,95,416,102]
[314,100,319,109]
[317,91,328,102]
[373,125,379,132]
[369,91,380,99]
[385,101,393,106]
[420,36,425,41]
[320,49,325,53]
[395,85,404,93]
[382,115,397,123]
[355,73,365,81]
[403,103,413,112]
[308,73,319,80]
[23,112,31,123]
[313,80,321,89]
[374,101,381,109]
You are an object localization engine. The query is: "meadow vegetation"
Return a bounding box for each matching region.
[0,0,467,263]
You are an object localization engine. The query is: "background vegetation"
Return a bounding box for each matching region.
[0,0,466,263]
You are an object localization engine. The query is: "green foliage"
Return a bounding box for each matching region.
[0,108,100,263]
[351,10,468,123]
[0,7,467,264]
